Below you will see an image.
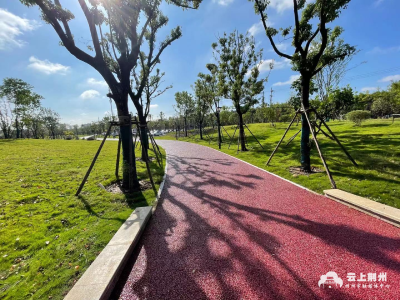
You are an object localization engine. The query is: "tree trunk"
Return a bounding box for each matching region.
[116,98,139,190]
[184,116,188,137]
[216,112,222,149]
[300,76,311,172]
[15,117,20,139]
[138,112,149,161]
[238,112,247,151]
[199,120,203,140]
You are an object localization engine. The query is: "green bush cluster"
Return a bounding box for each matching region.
[346,110,371,126]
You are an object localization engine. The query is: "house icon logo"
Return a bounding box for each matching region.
[318,271,343,288]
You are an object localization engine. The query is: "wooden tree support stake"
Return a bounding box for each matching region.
[76,124,113,196]
[312,108,358,167]
[115,135,121,178]
[302,105,336,189]
[266,110,299,166]
[221,125,231,139]
[228,126,238,149]
[285,129,301,146]
[244,123,264,150]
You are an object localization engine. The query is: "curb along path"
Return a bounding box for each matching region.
[113,140,400,300]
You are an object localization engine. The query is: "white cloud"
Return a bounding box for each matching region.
[212,0,233,5]
[378,75,400,82]
[247,58,291,77]
[374,0,384,6]
[258,60,275,73]
[360,87,378,93]
[28,56,70,75]
[248,22,263,36]
[260,58,291,72]
[275,43,289,51]
[273,75,300,86]
[367,46,400,55]
[80,90,101,100]
[87,78,108,88]
[269,0,293,13]
[150,104,159,108]
[248,21,273,36]
[0,9,39,50]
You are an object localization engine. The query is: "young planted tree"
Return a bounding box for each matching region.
[255,92,268,123]
[212,31,267,151]
[197,63,224,148]
[129,7,175,160]
[252,0,356,171]
[132,64,172,159]
[0,97,14,139]
[175,91,195,137]
[20,0,201,189]
[158,111,166,130]
[23,106,43,139]
[0,78,42,139]
[312,37,358,101]
[41,108,60,139]
[193,79,210,140]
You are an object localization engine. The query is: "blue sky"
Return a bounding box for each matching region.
[1,0,399,125]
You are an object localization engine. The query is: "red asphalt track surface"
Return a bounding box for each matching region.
[113,140,400,300]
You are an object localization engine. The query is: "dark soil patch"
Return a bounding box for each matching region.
[289,166,324,177]
[105,180,152,194]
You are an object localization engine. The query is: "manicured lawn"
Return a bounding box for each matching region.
[0,139,165,300]
[159,119,400,208]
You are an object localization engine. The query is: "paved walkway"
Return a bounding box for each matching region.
[113,140,400,300]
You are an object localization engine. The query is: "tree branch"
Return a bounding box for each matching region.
[54,0,73,41]
[312,0,327,70]
[293,0,305,57]
[150,34,180,66]
[78,0,103,60]
[36,0,95,67]
[254,0,293,60]
[305,27,319,54]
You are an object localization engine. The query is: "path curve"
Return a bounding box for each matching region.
[113,140,400,300]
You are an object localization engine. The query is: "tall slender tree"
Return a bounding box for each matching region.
[212,31,268,151]
[198,63,223,148]
[130,15,175,160]
[175,91,195,137]
[193,79,210,140]
[20,0,201,188]
[0,78,42,139]
[251,0,356,171]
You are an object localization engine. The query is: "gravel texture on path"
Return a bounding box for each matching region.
[113,140,400,300]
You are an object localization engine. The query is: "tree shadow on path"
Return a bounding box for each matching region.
[112,148,400,300]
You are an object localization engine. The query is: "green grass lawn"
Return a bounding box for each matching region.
[159,119,400,208]
[0,139,165,300]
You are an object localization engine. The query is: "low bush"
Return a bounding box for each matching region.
[345,110,371,126]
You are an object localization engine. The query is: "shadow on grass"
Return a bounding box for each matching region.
[75,153,163,224]
[0,139,16,143]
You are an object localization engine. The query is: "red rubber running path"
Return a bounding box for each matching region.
[113,140,400,300]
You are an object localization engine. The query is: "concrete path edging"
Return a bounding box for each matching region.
[64,156,168,300]
[324,189,400,228]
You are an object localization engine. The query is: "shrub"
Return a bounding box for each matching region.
[346,110,371,126]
